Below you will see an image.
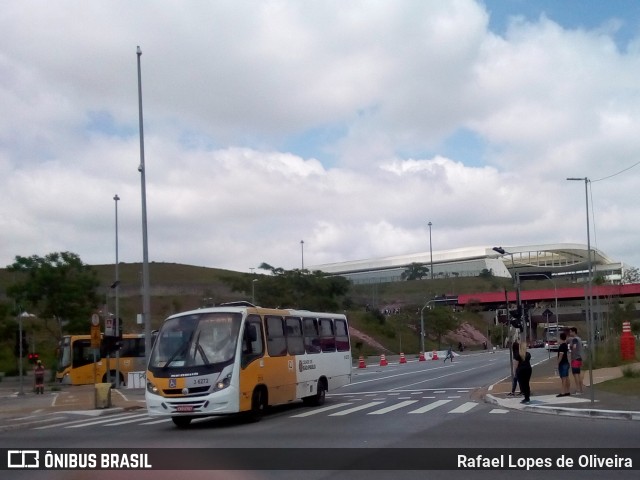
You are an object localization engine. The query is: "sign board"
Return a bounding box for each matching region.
[105,317,114,337]
[91,324,101,349]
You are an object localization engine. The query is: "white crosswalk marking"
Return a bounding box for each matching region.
[328,401,385,416]
[408,399,452,413]
[448,402,477,413]
[34,412,143,430]
[66,413,149,428]
[367,400,418,415]
[290,402,354,418]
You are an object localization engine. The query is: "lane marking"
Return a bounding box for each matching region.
[408,399,452,413]
[290,402,354,418]
[448,402,477,414]
[328,401,385,416]
[367,400,418,415]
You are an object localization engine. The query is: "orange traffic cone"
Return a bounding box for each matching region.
[431,349,439,360]
[418,351,426,362]
[379,354,388,366]
[399,352,407,364]
[358,355,366,368]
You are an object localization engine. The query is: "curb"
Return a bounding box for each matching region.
[485,393,640,421]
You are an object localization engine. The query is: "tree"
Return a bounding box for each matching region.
[6,252,100,336]
[425,306,459,349]
[224,263,350,312]
[401,263,429,281]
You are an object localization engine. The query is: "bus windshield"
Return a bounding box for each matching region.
[57,336,72,371]
[150,312,242,369]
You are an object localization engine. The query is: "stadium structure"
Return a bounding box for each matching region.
[311,243,626,285]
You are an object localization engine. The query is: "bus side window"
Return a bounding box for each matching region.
[303,317,321,354]
[265,316,287,357]
[319,318,336,352]
[335,318,350,352]
[285,317,305,355]
[241,320,264,368]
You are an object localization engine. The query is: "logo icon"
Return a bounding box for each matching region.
[7,450,40,468]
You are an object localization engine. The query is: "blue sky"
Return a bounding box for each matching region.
[2,0,640,274]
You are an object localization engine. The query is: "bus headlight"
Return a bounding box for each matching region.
[147,381,159,394]
[213,374,231,392]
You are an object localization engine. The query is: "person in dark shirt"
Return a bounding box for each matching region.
[556,332,570,397]
[517,346,532,404]
[507,340,521,396]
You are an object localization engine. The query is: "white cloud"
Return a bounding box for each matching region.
[1,0,640,275]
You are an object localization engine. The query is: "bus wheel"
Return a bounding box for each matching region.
[249,387,267,422]
[303,380,326,406]
[172,417,192,428]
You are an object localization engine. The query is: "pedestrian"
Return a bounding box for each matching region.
[556,332,570,397]
[34,360,45,394]
[569,327,584,395]
[507,339,521,397]
[444,346,454,363]
[517,344,532,404]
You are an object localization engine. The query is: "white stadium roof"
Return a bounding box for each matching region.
[310,243,623,284]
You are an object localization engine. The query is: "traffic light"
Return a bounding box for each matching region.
[509,307,523,331]
[28,352,40,364]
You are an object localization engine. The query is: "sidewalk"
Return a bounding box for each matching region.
[484,356,640,421]
[0,378,145,431]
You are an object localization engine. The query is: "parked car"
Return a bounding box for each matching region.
[529,340,545,349]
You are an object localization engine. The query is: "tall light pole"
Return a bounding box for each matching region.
[567,176,595,404]
[18,312,24,396]
[428,221,433,279]
[137,46,151,366]
[252,279,258,305]
[420,299,436,355]
[300,240,304,270]
[113,194,121,388]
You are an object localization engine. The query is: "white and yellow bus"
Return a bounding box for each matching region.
[56,333,146,386]
[145,304,352,427]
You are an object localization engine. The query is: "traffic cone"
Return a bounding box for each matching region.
[379,354,388,366]
[399,352,407,364]
[431,349,439,360]
[418,351,426,362]
[358,355,366,368]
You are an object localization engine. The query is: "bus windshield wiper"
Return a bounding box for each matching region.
[162,332,193,369]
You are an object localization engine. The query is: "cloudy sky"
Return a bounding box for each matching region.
[2,0,640,274]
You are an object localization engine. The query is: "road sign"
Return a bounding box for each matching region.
[542,308,553,319]
[91,313,100,326]
[91,324,101,349]
[105,317,114,336]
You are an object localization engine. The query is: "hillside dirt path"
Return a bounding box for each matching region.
[349,326,392,354]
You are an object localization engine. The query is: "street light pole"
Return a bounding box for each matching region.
[252,279,258,304]
[420,299,436,355]
[137,46,151,366]
[300,240,304,270]
[114,194,121,388]
[428,222,433,279]
[567,177,595,404]
[18,313,24,396]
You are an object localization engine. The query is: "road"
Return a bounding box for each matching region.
[1,349,637,479]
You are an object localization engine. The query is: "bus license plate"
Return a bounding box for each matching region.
[175,405,194,412]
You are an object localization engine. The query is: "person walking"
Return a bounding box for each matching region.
[507,339,521,397]
[443,346,454,363]
[34,360,45,394]
[517,344,532,404]
[556,332,570,397]
[569,327,584,395]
